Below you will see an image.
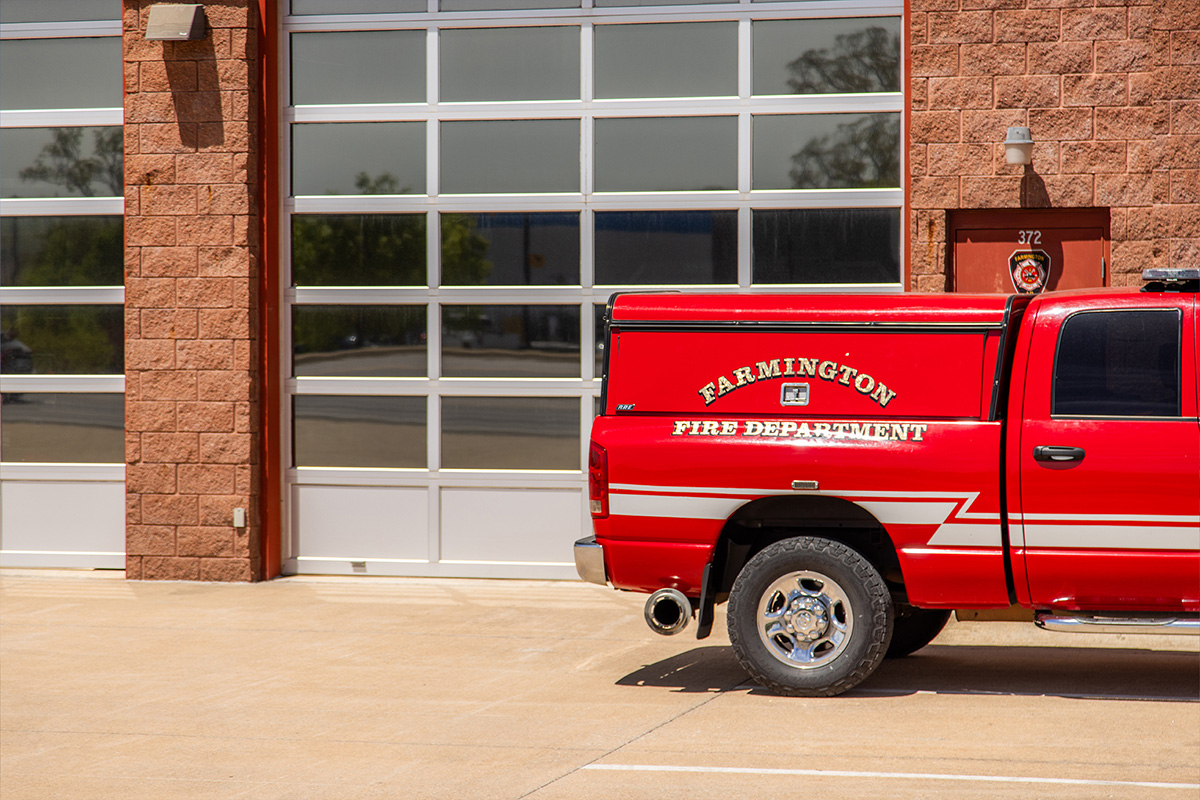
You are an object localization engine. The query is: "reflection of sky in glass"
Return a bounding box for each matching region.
[291,31,425,105]
[1,127,123,198]
[595,22,735,99]
[1,1,120,22]
[595,117,736,192]
[0,38,120,109]
[753,113,900,189]
[0,393,124,463]
[292,123,426,196]
[441,120,579,194]
[441,27,579,102]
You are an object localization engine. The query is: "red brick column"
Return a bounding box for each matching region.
[123,1,265,581]
[909,0,1199,290]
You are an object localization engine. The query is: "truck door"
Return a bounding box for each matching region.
[1015,295,1200,611]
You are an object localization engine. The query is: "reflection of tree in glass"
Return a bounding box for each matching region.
[0,306,122,375]
[788,115,900,190]
[20,128,123,197]
[1,217,123,287]
[786,26,899,94]
[440,214,493,286]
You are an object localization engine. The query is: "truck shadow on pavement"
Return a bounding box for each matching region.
[616,644,1200,702]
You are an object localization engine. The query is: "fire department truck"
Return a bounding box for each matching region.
[576,269,1200,696]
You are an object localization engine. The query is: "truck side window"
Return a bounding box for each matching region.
[1052,309,1181,417]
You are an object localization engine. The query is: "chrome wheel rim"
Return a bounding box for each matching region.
[756,570,853,669]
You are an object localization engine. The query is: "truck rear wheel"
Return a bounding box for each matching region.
[727,537,893,697]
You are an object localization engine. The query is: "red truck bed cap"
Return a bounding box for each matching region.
[609,292,1021,327]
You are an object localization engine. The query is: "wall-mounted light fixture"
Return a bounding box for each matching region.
[1004,126,1034,166]
[145,4,206,41]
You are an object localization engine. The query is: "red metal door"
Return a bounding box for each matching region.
[951,209,1110,294]
[1013,294,1200,611]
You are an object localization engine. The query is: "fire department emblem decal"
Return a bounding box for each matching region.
[1008,250,1050,294]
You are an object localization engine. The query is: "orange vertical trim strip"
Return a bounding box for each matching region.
[258,0,282,579]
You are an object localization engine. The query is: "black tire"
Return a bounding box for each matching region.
[886,607,951,659]
[727,537,893,697]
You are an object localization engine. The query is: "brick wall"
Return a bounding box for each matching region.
[909,0,1199,290]
[123,1,264,580]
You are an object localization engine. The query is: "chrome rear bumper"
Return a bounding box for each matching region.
[573,536,608,586]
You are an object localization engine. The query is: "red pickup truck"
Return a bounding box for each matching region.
[576,269,1200,696]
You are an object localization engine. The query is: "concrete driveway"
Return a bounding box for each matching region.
[2,569,1197,799]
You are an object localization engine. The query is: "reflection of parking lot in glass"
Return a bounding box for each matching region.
[293,347,427,378]
[1,393,123,463]
[293,395,425,468]
[443,396,579,470]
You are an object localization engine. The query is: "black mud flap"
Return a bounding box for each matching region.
[695,561,715,639]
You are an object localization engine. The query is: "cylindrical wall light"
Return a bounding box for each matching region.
[1004,126,1034,166]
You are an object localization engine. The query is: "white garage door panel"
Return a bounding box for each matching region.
[440,488,583,565]
[0,481,125,568]
[295,485,429,561]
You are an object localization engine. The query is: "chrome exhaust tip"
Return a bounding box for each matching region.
[644,588,692,636]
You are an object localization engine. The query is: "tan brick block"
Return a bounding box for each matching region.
[139,370,198,402]
[200,432,253,464]
[1029,108,1094,140]
[128,463,177,494]
[198,246,251,278]
[141,557,201,581]
[126,432,142,467]
[200,558,253,582]
[142,184,198,216]
[911,176,961,208]
[928,144,995,176]
[1062,8,1127,41]
[198,370,252,402]
[996,75,1061,108]
[1156,134,1199,169]
[141,494,199,526]
[1096,39,1153,73]
[127,400,177,432]
[910,12,928,46]
[128,525,177,556]
[127,339,176,370]
[234,402,256,434]
[963,0,1026,10]
[929,12,995,44]
[176,277,233,308]
[910,143,928,176]
[177,401,236,432]
[1171,30,1199,66]
[995,10,1061,43]
[178,215,235,246]
[232,214,253,248]
[141,431,200,464]
[1156,66,1200,102]
[126,216,177,248]
[202,185,250,216]
[1171,101,1199,135]
[1096,172,1155,205]
[140,309,198,340]
[1041,173,1096,206]
[1170,170,1199,203]
[911,111,961,144]
[1096,106,1163,140]
[1126,206,1165,240]
[914,274,951,293]
[199,120,250,153]
[139,60,197,93]
[1170,204,1200,238]
[175,153,233,184]
[912,45,959,77]
[219,90,252,123]
[125,556,144,580]
[961,176,1024,207]
[1027,41,1094,75]
[178,526,235,557]
[1062,141,1128,173]
[1063,73,1128,106]
[232,339,254,371]
[1153,170,1172,203]
[126,154,176,186]
[141,246,198,278]
[198,495,245,527]
[912,78,928,111]
[176,340,234,371]
[1126,140,1157,172]
[198,308,250,340]
[929,77,994,110]
[961,109,1029,143]
[139,122,197,155]
[124,185,140,216]
[127,92,180,125]
[179,464,237,495]
[961,43,1027,76]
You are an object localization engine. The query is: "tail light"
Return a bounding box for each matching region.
[588,441,609,518]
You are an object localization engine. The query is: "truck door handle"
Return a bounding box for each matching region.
[1033,445,1085,463]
